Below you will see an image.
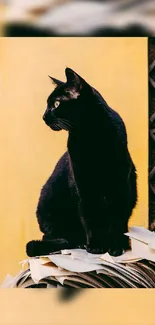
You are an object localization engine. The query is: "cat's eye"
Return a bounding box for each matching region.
[54,101,60,108]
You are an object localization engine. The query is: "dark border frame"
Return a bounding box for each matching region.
[149,37,155,230]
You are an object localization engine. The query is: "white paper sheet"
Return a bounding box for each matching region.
[29,258,74,284]
[131,238,155,262]
[124,226,155,262]
[0,270,30,288]
[61,248,141,264]
[0,274,14,288]
[112,250,142,263]
[62,249,114,263]
[48,254,105,273]
[125,226,155,245]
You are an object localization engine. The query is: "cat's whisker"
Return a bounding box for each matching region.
[61,121,71,129]
[56,119,67,129]
[51,119,62,131]
[62,118,74,125]
[62,119,74,129]
[58,118,74,131]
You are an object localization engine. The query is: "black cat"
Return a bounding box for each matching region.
[26,67,137,258]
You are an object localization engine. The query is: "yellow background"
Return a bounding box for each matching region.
[0,289,154,325]
[0,37,148,282]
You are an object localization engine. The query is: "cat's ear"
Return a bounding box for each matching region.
[48,76,64,87]
[65,68,84,90]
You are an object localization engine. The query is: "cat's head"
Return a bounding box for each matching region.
[43,68,93,131]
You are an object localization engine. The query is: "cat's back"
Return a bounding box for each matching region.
[106,105,128,146]
[95,89,128,147]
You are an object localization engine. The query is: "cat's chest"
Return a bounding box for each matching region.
[67,154,81,196]
[67,132,102,159]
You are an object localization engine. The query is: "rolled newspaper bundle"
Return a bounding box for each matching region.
[1,226,155,289]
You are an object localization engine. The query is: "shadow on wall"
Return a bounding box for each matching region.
[58,288,82,302]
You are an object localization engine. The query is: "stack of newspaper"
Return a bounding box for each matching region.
[1,227,155,288]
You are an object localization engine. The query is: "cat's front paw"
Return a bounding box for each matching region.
[86,239,108,254]
[108,235,129,257]
[108,247,124,257]
[87,246,107,254]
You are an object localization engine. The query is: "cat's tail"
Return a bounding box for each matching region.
[26,238,78,257]
[26,239,83,301]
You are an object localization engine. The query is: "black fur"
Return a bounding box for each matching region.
[26,67,137,257]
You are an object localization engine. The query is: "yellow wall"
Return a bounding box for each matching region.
[0,37,148,281]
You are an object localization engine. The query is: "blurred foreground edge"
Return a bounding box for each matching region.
[4,23,154,37]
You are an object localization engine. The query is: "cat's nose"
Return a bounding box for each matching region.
[43,113,46,121]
